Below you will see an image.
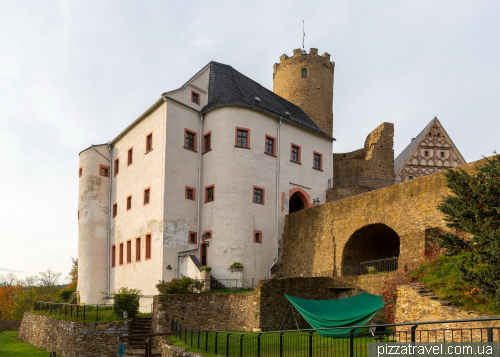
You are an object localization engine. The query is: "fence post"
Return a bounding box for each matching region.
[411,324,418,343]
[197,329,200,348]
[280,331,284,357]
[71,304,73,318]
[83,305,86,321]
[96,304,99,321]
[257,333,262,357]
[215,332,218,355]
[487,328,493,343]
[309,330,314,357]
[50,303,52,315]
[76,304,79,318]
[226,332,231,357]
[59,304,62,316]
[349,328,356,357]
[206,330,209,352]
[240,334,244,357]
[191,329,193,346]
[171,318,174,332]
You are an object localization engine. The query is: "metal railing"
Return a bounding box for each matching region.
[34,301,119,322]
[314,257,399,277]
[196,278,259,292]
[171,317,500,357]
[328,177,401,190]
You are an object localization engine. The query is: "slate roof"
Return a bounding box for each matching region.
[202,61,333,139]
[394,120,433,175]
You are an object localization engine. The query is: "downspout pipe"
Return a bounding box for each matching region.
[176,113,204,278]
[269,118,282,278]
[105,143,112,296]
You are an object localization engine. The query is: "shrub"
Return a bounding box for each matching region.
[199,266,212,271]
[55,286,77,303]
[109,287,143,319]
[229,262,244,269]
[156,276,203,294]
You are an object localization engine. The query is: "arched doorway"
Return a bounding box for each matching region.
[288,188,311,214]
[341,223,400,275]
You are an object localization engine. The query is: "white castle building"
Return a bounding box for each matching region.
[78,51,335,303]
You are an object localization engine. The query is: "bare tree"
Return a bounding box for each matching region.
[0,272,18,286]
[38,268,62,287]
[23,275,39,287]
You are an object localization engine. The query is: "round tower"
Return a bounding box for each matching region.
[273,48,335,136]
[77,144,110,304]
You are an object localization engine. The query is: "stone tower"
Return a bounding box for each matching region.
[273,48,335,136]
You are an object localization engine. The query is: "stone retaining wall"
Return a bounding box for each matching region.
[17,312,129,356]
[0,319,21,332]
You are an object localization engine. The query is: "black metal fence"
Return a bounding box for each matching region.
[328,177,401,190]
[315,257,399,277]
[34,301,118,322]
[171,317,500,357]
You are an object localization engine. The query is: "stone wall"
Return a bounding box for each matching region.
[17,312,129,357]
[396,285,500,342]
[0,319,21,332]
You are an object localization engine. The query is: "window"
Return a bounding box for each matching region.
[424,151,429,157]
[441,152,445,157]
[126,240,132,264]
[253,186,265,205]
[437,133,440,137]
[135,237,141,262]
[184,129,197,152]
[113,203,117,218]
[111,245,116,268]
[189,231,197,244]
[265,135,276,156]
[114,158,119,176]
[235,127,250,148]
[205,185,214,203]
[428,133,432,137]
[127,147,133,166]
[191,90,200,105]
[146,132,153,153]
[313,152,323,170]
[185,186,196,201]
[119,243,124,266]
[301,68,308,78]
[79,166,82,177]
[254,230,262,244]
[203,231,212,240]
[145,233,151,260]
[100,165,110,177]
[126,195,132,211]
[291,144,301,163]
[203,132,211,153]
[144,187,151,206]
[408,176,414,180]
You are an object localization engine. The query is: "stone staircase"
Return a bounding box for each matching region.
[412,283,451,306]
[123,316,161,357]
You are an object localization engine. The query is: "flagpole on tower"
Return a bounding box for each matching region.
[302,20,305,49]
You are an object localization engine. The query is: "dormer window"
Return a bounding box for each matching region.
[301,68,308,78]
[191,91,200,105]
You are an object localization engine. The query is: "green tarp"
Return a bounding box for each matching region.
[284,292,384,336]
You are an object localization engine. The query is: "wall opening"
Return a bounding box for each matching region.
[289,193,305,213]
[341,223,400,275]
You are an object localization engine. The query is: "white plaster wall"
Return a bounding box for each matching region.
[108,102,167,297]
[178,256,202,280]
[77,144,111,304]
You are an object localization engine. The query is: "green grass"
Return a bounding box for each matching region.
[33,305,121,323]
[411,254,500,315]
[0,331,63,356]
[135,312,152,317]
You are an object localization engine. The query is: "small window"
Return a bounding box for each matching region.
[204,132,211,153]
[235,127,250,148]
[119,243,124,266]
[126,195,132,211]
[144,187,151,205]
[127,148,133,166]
[189,231,197,244]
[203,231,212,239]
[313,152,322,170]
[408,176,414,180]
[114,158,119,176]
[253,186,265,205]
[424,151,429,157]
[126,240,132,264]
[291,144,301,163]
[145,233,152,260]
[135,237,141,262]
[254,230,262,244]
[184,129,197,152]
[191,91,200,105]
[185,186,196,201]
[79,166,82,177]
[441,152,445,157]
[301,68,308,78]
[113,203,117,218]
[265,136,275,155]
[111,245,116,268]
[205,185,214,203]
[100,165,110,177]
[437,133,440,137]
[146,132,153,153]
[428,133,432,137]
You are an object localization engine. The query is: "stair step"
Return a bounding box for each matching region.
[124,349,161,357]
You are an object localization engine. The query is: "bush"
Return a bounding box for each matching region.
[229,262,244,269]
[156,276,203,294]
[109,287,143,319]
[55,286,77,303]
[199,266,212,271]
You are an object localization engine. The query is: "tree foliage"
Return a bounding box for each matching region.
[108,287,143,318]
[66,257,78,290]
[156,276,203,295]
[436,153,500,302]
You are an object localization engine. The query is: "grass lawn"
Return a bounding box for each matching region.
[33,304,121,322]
[0,331,62,357]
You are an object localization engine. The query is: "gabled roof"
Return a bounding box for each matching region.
[394,120,433,174]
[202,62,333,140]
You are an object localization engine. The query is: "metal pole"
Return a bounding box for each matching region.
[226,333,231,357]
[257,333,262,357]
[411,324,418,342]
[215,332,218,355]
[309,330,314,357]
[240,334,244,357]
[487,328,493,342]
[280,331,284,357]
[83,305,86,321]
[97,304,99,321]
[350,328,356,357]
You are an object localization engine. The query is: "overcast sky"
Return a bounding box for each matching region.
[1,1,499,283]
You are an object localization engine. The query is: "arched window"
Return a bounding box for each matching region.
[301,68,308,78]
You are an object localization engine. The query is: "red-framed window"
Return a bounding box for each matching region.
[145,233,151,260]
[119,242,124,266]
[79,166,83,177]
[144,187,151,206]
[290,144,301,164]
[265,135,276,156]
[254,230,262,244]
[127,147,133,166]
[126,195,132,211]
[114,158,119,176]
[188,231,197,244]
[126,240,132,264]
[135,236,141,262]
[111,245,116,268]
[313,151,323,171]
[253,185,265,205]
[184,128,197,152]
[205,184,215,203]
[100,164,110,177]
[203,131,211,153]
[203,230,212,240]
[146,132,153,153]
[191,90,200,105]
[113,203,118,218]
[185,186,196,201]
[235,127,250,148]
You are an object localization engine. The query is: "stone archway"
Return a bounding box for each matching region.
[289,188,310,214]
[341,223,400,275]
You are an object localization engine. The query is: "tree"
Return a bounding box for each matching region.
[0,272,18,287]
[38,268,61,287]
[436,153,500,301]
[66,257,78,290]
